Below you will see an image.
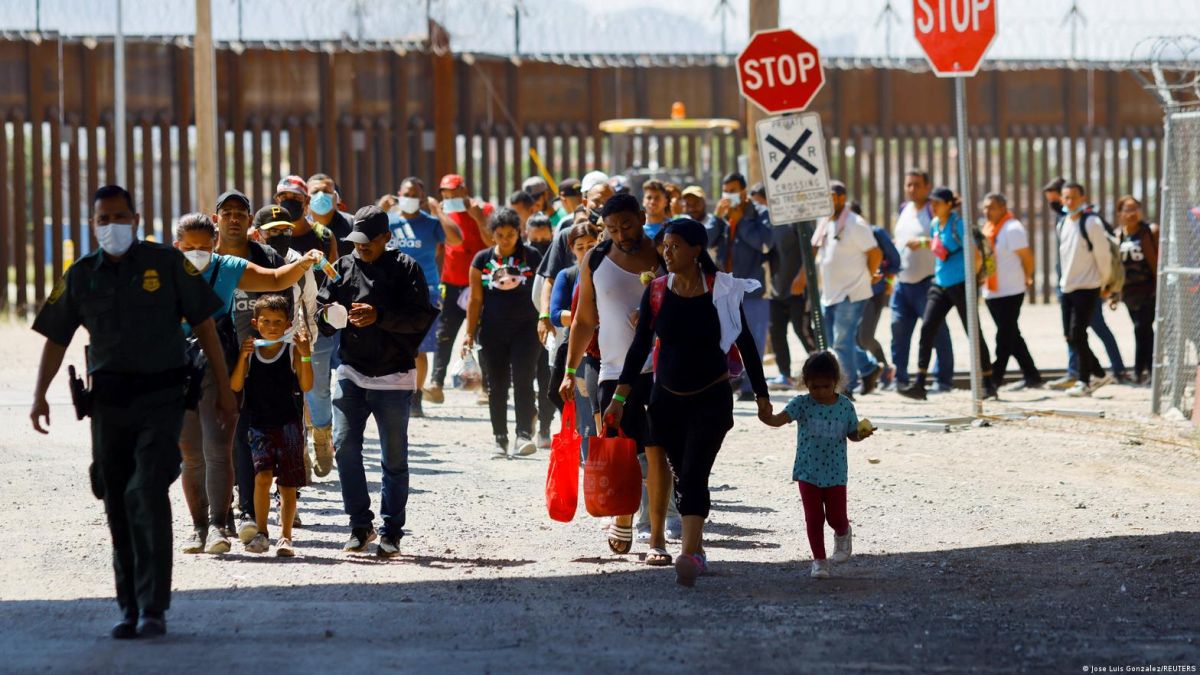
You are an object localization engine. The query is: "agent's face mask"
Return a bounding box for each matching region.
[722,191,742,207]
[183,249,212,272]
[398,196,422,214]
[309,191,335,216]
[1049,200,1064,214]
[96,223,135,256]
[278,198,305,221]
[442,197,466,213]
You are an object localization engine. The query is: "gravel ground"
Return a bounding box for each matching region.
[0,303,1197,673]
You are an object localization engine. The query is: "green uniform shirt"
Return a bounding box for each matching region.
[33,241,223,374]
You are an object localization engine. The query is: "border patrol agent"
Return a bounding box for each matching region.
[30,185,235,639]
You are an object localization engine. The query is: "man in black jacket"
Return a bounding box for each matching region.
[317,206,439,557]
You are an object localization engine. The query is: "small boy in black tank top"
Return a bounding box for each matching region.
[231,295,314,556]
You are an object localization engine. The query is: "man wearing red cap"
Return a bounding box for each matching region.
[424,174,493,404]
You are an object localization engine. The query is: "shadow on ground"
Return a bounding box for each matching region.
[1,532,1197,672]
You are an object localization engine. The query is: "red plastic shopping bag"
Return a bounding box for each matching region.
[546,401,581,522]
[582,427,641,518]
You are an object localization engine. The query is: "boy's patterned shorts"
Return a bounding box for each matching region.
[248,420,307,488]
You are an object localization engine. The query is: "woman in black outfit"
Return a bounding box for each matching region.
[465,207,544,458]
[1115,196,1159,385]
[604,218,770,587]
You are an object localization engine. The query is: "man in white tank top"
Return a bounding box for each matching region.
[560,194,675,564]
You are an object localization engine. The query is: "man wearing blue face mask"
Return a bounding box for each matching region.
[306,173,354,259]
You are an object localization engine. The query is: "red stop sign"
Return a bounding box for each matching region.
[736,29,825,115]
[913,0,997,77]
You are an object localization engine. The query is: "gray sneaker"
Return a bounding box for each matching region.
[244,532,270,554]
[180,528,205,554]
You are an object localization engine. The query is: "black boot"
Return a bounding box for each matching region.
[111,611,138,640]
[899,373,928,401]
[137,611,166,638]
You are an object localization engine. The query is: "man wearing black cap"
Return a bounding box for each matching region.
[317,206,439,557]
[554,179,582,229]
[212,191,293,537]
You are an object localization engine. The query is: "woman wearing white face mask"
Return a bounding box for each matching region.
[173,213,322,555]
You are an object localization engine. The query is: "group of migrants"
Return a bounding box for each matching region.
[28,160,1157,636]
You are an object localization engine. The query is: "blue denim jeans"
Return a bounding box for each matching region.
[890,278,954,389]
[332,379,412,538]
[306,332,338,429]
[823,299,878,392]
[738,295,770,393]
[1060,292,1126,378]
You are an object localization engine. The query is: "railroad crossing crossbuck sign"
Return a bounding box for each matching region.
[756,113,832,224]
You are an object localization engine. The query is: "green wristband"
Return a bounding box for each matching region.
[612,393,627,404]
[300,356,312,363]
[539,313,551,320]
[565,367,577,375]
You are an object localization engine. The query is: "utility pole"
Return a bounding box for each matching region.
[194,0,218,212]
[1062,1,1086,61]
[745,0,778,187]
[875,1,901,61]
[714,0,734,55]
[114,0,126,187]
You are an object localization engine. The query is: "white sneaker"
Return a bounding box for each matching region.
[514,436,537,457]
[1048,375,1077,390]
[1091,374,1114,391]
[237,519,258,544]
[634,523,652,543]
[831,526,853,563]
[245,532,270,554]
[492,438,509,460]
[810,559,831,579]
[275,538,295,557]
[1066,382,1092,397]
[204,525,231,554]
[180,528,205,554]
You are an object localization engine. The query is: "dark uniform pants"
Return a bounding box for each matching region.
[91,390,185,616]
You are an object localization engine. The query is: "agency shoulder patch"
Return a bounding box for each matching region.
[47,276,68,304]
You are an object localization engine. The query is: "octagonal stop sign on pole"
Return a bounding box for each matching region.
[913,0,997,77]
[736,28,825,114]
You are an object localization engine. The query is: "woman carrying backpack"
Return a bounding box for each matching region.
[1115,196,1159,385]
[899,187,997,401]
[603,218,769,587]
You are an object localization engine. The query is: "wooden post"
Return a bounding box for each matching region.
[429,20,456,184]
[745,0,778,186]
[194,0,219,213]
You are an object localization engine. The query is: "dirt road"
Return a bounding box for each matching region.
[0,306,1197,673]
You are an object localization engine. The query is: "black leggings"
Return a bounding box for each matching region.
[1126,300,1155,379]
[917,283,991,376]
[479,320,540,440]
[985,293,1041,386]
[647,382,734,519]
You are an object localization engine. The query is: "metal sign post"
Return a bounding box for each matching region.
[755,113,833,353]
[955,78,983,414]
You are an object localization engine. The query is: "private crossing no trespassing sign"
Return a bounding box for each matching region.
[756,113,832,224]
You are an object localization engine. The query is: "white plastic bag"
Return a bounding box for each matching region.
[451,348,483,391]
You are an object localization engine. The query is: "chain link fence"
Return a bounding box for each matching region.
[1151,104,1200,418]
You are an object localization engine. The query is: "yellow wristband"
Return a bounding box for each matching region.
[300,356,312,363]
